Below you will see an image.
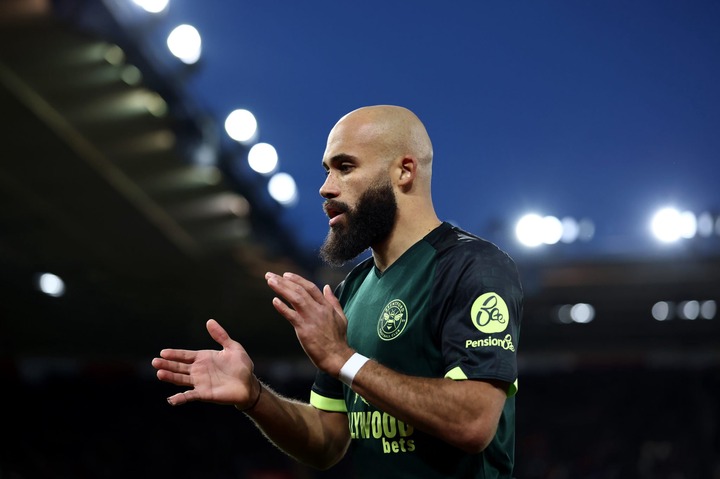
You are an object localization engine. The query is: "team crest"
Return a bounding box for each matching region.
[377,299,408,341]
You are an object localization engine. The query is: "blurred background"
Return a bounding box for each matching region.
[1,0,718,477]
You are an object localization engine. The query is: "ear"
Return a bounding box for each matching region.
[396,156,417,188]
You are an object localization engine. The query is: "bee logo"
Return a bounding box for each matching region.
[377,299,408,341]
[471,293,510,334]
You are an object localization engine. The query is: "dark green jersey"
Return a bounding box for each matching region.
[311,222,523,479]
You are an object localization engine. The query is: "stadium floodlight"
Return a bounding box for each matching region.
[224,109,258,143]
[167,24,202,65]
[651,207,697,242]
[132,0,169,14]
[651,301,672,321]
[700,300,717,320]
[248,143,279,175]
[515,214,544,247]
[555,303,595,324]
[268,172,298,206]
[560,217,579,243]
[36,272,65,298]
[541,216,563,245]
[515,214,564,247]
[697,212,714,237]
[570,303,595,323]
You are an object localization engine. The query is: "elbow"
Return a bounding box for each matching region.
[304,450,347,471]
[449,420,498,454]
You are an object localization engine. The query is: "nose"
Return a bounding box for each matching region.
[319,174,338,199]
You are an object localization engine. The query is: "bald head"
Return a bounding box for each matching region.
[328,105,434,177]
[320,105,441,265]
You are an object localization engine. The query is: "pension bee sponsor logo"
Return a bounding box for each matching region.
[377,299,408,341]
[467,292,515,351]
[465,334,515,352]
[471,292,509,334]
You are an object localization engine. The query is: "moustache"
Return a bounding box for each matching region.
[323,200,350,217]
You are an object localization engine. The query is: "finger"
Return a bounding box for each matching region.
[155,368,194,387]
[322,284,342,311]
[152,357,192,375]
[281,272,325,302]
[167,389,198,406]
[159,348,197,364]
[271,296,300,324]
[266,273,321,311]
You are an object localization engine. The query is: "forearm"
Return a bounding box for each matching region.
[349,360,505,453]
[242,381,350,469]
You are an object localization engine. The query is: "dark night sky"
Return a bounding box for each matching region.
[157,0,720,260]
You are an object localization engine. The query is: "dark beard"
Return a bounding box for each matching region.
[319,179,397,267]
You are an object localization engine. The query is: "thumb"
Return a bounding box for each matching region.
[206,319,234,349]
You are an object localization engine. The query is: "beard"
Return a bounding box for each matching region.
[319,178,397,267]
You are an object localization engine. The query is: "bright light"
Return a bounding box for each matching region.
[541,216,563,245]
[555,303,595,323]
[556,304,573,324]
[678,300,700,320]
[651,207,699,242]
[700,300,717,319]
[678,211,697,239]
[697,212,714,237]
[652,300,715,321]
[560,217,579,243]
[651,207,682,242]
[651,301,671,321]
[224,109,257,143]
[570,303,595,323]
[248,143,278,175]
[132,0,169,14]
[515,214,544,247]
[37,273,65,297]
[268,172,298,206]
[167,24,202,65]
[515,214,565,247]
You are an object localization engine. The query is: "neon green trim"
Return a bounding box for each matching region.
[445,367,519,397]
[310,391,347,412]
[508,379,518,397]
[444,366,468,380]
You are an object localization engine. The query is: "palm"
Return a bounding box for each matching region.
[152,319,255,406]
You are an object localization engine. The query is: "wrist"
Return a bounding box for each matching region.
[236,377,263,413]
[338,352,370,387]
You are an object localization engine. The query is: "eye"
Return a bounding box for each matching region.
[338,162,354,173]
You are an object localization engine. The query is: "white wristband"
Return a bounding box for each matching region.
[338,353,369,387]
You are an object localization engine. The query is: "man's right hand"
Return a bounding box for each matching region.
[151,319,259,408]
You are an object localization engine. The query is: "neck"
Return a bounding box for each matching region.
[371,214,442,272]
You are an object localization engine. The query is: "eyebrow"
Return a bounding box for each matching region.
[323,153,357,170]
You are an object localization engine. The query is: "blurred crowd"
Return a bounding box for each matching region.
[1,359,718,479]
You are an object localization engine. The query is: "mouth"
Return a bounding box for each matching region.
[324,201,347,226]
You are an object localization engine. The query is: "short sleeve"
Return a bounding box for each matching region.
[310,370,347,412]
[436,244,523,396]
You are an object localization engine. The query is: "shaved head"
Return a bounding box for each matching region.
[327,105,434,183]
[320,105,441,269]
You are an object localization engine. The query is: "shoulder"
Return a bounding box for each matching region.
[429,223,517,267]
[429,223,522,292]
